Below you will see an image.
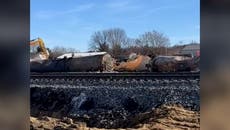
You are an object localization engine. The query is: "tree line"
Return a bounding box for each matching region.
[48,46,78,58]
[89,28,170,58]
[49,28,198,58]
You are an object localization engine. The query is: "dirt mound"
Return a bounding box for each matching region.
[30,104,200,130]
[126,104,200,130]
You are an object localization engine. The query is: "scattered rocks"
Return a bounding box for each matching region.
[123,97,139,112]
[30,77,200,129]
[61,117,73,124]
[38,116,50,121]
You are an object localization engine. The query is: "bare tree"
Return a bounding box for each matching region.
[89,31,109,52]
[139,30,170,47]
[89,28,128,57]
[139,30,170,55]
[106,28,128,57]
[50,46,78,58]
[66,48,78,53]
[89,29,170,57]
[124,38,135,48]
[106,28,127,47]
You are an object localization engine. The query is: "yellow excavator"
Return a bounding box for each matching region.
[30,38,49,61]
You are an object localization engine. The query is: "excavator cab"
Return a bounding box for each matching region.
[30,38,49,61]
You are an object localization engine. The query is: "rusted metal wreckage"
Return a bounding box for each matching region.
[114,55,151,72]
[30,52,115,72]
[114,54,199,72]
[30,52,199,72]
[30,38,199,72]
[150,55,200,72]
[30,38,115,72]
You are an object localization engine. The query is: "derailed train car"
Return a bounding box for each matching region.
[30,52,115,72]
[30,38,199,72]
[114,54,199,72]
[114,54,151,72]
[31,51,199,72]
[149,55,200,72]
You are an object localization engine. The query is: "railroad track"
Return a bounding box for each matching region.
[30,72,200,79]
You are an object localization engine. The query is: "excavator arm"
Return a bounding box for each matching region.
[30,38,49,60]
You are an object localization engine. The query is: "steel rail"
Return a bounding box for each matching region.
[30,72,200,79]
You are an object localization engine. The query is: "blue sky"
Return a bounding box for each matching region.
[31,0,200,51]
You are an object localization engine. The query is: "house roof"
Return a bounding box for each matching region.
[182,44,200,51]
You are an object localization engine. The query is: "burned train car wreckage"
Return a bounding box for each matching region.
[30,52,115,72]
[149,55,200,72]
[30,53,199,72]
[30,38,199,72]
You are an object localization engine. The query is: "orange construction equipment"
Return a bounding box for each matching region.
[30,38,49,61]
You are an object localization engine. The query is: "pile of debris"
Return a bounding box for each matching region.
[30,104,200,130]
[114,53,151,72]
[114,53,200,72]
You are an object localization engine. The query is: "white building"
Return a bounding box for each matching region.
[180,44,200,57]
